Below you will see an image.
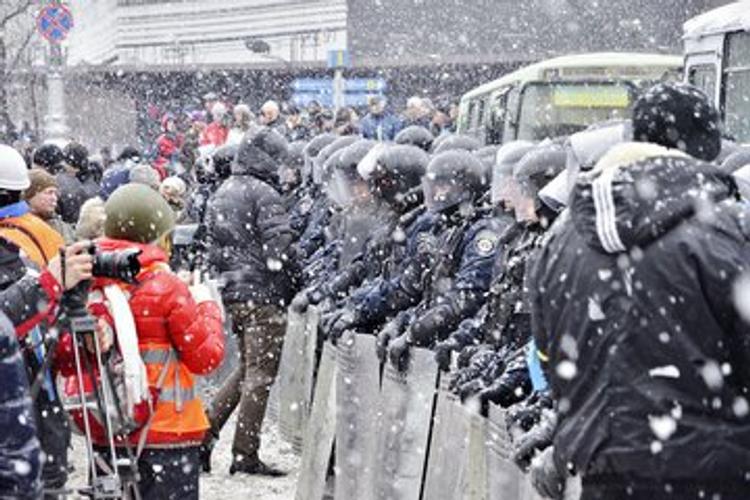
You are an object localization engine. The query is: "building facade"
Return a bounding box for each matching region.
[66,0,347,67]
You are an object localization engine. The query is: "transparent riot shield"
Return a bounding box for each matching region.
[486,404,525,500]
[277,301,320,452]
[295,342,337,500]
[334,331,380,500]
[422,378,466,500]
[453,404,488,500]
[373,348,439,500]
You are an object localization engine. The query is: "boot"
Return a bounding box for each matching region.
[199,434,217,474]
[229,456,286,477]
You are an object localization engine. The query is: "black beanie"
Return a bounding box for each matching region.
[632,82,721,162]
[63,142,90,172]
[32,144,64,174]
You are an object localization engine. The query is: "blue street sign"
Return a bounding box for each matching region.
[37,5,74,44]
[291,77,387,109]
[344,79,387,92]
[327,49,351,69]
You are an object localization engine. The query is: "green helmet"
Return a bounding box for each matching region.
[104,184,175,243]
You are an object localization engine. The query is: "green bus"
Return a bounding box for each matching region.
[457,52,682,145]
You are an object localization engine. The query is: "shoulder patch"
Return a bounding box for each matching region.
[474,229,500,256]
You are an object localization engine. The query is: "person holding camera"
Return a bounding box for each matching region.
[57,183,225,500]
[0,144,97,499]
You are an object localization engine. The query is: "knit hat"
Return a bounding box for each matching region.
[23,168,58,201]
[632,82,721,162]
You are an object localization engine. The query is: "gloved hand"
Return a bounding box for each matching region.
[387,333,412,372]
[513,408,558,471]
[478,380,515,416]
[530,446,566,500]
[329,309,358,342]
[458,378,486,402]
[307,287,326,306]
[375,318,403,363]
[507,391,554,434]
[290,292,310,314]
[434,337,461,372]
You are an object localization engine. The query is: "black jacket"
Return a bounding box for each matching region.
[529,145,750,486]
[206,129,298,306]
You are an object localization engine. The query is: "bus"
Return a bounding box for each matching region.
[457,52,682,145]
[684,1,750,144]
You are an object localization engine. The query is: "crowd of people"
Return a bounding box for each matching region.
[0,80,749,500]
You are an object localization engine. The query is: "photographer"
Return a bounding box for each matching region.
[0,144,95,499]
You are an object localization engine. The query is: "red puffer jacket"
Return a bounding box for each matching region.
[57,238,224,447]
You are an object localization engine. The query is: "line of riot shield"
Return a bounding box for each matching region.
[334,331,381,500]
[277,301,320,452]
[486,403,525,500]
[295,341,337,500]
[453,402,489,500]
[373,347,439,500]
[422,377,467,500]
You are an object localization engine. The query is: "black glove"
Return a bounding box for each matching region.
[458,378,486,402]
[375,318,403,363]
[387,333,412,372]
[513,409,558,471]
[329,309,358,342]
[307,287,326,306]
[530,446,566,500]
[434,337,460,372]
[290,292,310,314]
[478,380,514,416]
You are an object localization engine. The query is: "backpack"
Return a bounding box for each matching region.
[58,280,169,447]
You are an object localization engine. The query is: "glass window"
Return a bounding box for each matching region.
[688,64,717,101]
[724,31,750,143]
[517,82,633,142]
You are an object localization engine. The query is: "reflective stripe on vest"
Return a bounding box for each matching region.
[139,346,196,412]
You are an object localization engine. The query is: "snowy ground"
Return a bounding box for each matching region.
[68,415,300,500]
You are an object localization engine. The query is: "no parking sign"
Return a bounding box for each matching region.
[36,4,74,44]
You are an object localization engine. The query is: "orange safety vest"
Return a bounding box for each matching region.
[0,213,64,267]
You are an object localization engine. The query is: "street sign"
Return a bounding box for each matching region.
[37,4,74,44]
[327,49,351,69]
[291,77,387,109]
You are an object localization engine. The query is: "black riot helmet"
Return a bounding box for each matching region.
[313,135,358,186]
[422,150,487,212]
[432,134,481,154]
[327,139,376,208]
[395,126,434,152]
[302,133,336,184]
[358,144,428,208]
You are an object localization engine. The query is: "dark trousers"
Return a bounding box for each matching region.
[35,386,70,500]
[207,303,286,462]
[95,446,200,500]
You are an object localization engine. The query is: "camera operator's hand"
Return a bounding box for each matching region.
[48,241,94,290]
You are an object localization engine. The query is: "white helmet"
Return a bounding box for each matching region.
[0,145,30,191]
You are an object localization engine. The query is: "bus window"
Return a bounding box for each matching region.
[467,101,478,133]
[688,64,717,102]
[487,91,508,144]
[724,31,750,143]
[517,82,634,142]
[476,98,486,131]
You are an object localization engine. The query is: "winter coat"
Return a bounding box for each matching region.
[205,131,298,306]
[0,311,42,499]
[360,112,402,141]
[57,238,225,447]
[153,132,183,179]
[200,122,228,147]
[55,172,88,224]
[529,143,750,488]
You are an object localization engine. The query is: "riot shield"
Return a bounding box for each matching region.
[486,404,525,500]
[422,378,466,500]
[277,301,320,452]
[295,341,337,500]
[334,332,380,500]
[454,404,488,500]
[373,348,439,500]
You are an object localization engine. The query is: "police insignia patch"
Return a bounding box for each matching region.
[475,231,498,255]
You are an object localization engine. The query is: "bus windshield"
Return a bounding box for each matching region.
[725,31,750,143]
[517,82,634,141]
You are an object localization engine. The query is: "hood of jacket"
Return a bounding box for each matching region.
[571,142,738,254]
[231,127,287,187]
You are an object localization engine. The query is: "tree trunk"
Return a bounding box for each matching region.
[0,30,12,142]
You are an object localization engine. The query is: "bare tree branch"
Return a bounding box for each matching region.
[1,0,34,27]
[6,26,34,74]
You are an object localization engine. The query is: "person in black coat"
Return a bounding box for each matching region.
[529,138,750,499]
[202,127,298,477]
